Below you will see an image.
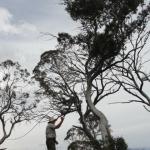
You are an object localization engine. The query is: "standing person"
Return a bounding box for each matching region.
[46,116,64,150]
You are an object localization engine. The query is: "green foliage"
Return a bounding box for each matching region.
[64,0,144,22]
[103,137,128,150]
[67,136,128,150]
[34,0,150,109]
[64,0,104,21]
[68,140,99,150]
[115,137,128,150]
[62,0,149,72]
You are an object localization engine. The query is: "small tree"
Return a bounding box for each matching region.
[65,114,127,150]
[65,113,104,150]
[115,137,128,150]
[0,60,37,145]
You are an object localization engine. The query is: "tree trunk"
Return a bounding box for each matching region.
[86,81,111,148]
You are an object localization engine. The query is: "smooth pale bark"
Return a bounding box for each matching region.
[86,81,110,147]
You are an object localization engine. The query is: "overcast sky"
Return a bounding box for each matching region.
[0,0,150,150]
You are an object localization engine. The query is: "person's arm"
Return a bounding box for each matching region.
[54,116,64,129]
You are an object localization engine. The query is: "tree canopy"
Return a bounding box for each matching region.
[0,60,37,145]
[33,0,150,149]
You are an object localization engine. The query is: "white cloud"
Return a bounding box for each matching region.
[0,7,38,35]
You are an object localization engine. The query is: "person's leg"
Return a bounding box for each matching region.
[46,138,56,150]
[46,138,50,150]
[51,139,56,150]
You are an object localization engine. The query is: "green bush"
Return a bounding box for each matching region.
[115,137,128,150]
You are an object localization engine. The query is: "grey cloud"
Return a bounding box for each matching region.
[0,39,53,71]
[0,0,66,24]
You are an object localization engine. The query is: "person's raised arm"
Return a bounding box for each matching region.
[54,116,64,129]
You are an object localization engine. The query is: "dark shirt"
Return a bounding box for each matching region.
[46,123,56,138]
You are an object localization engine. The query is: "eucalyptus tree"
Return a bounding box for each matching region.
[0,60,37,145]
[33,0,150,149]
